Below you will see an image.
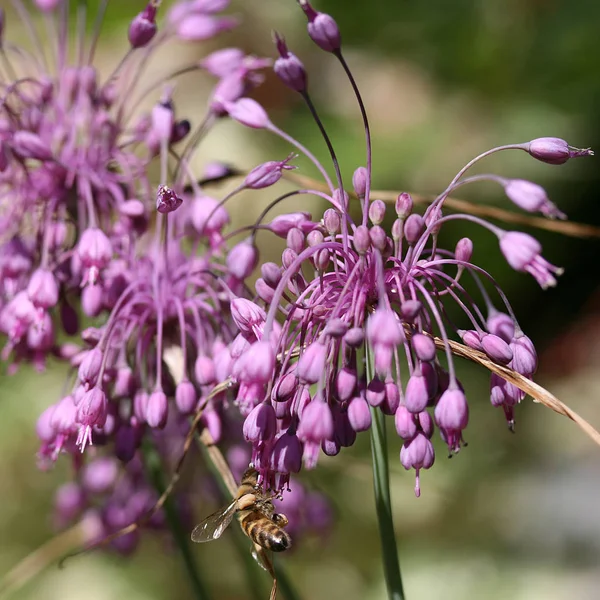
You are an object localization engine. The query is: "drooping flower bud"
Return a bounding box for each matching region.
[75,388,108,451]
[434,387,469,453]
[243,402,276,442]
[411,333,436,362]
[366,377,386,407]
[486,312,515,343]
[395,405,417,440]
[399,432,435,497]
[77,228,112,286]
[146,390,168,428]
[510,332,537,376]
[236,341,275,384]
[27,268,59,310]
[195,355,216,386]
[480,334,513,364]
[502,179,565,220]
[405,370,431,414]
[297,342,327,384]
[499,231,563,289]
[297,398,334,443]
[175,380,197,415]
[348,396,371,432]
[267,212,314,237]
[231,298,266,336]
[270,430,303,475]
[78,348,103,390]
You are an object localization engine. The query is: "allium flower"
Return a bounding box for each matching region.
[0,0,269,373]
[219,0,592,497]
[1,0,274,552]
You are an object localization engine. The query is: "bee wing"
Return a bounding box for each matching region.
[191,500,238,543]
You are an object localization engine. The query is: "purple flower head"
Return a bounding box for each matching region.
[212,4,591,498]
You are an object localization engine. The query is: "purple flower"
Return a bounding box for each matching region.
[215,0,592,497]
[499,231,563,288]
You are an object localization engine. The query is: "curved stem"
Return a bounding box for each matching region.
[367,350,405,600]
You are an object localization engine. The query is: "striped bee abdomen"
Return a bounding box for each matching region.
[241,513,291,552]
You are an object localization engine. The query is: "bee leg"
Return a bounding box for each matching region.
[272,513,288,528]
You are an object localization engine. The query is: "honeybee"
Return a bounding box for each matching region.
[191,467,292,552]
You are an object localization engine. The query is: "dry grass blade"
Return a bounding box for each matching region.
[439,336,600,446]
[284,172,600,239]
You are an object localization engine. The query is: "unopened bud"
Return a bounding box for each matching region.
[273,33,307,92]
[368,199,386,225]
[395,192,413,218]
[525,137,593,165]
[128,4,158,48]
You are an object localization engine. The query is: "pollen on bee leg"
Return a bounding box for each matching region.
[237,493,256,510]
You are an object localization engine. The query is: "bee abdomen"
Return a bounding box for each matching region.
[244,517,292,552]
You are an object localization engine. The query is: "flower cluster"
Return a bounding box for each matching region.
[1,0,331,552]
[216,0,593,496]
[1,0,593,558]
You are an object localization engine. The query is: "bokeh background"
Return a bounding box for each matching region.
[2,1,600,599]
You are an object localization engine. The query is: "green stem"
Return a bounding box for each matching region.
[144,442,211,600]
[275,560,302,600]
[368,356,405,599]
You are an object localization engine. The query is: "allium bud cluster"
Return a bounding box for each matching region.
[215,0,592,498]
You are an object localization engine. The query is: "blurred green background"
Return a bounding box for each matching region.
[2,1,600,599]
